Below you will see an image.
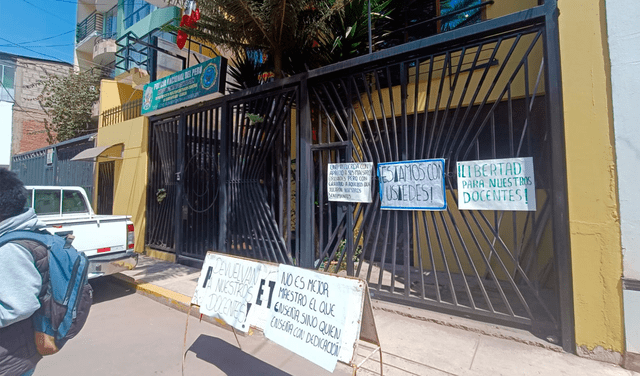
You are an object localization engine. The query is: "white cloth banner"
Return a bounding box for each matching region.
[456,157,536,211]
[327,162,373,203]
[192,253,278,332]
[263,265,365,372]
[192,253,368,372]
[378,159,446,210]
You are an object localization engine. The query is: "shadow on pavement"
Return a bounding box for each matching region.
[89,275,136,304]
[188,335,293,376]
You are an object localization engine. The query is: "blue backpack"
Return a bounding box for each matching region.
[0,230,92,354]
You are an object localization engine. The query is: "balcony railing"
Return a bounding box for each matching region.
[101,99,142,127]
[76,12,104,43]
[115,25,218,80]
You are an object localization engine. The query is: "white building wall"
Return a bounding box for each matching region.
[0,101,13,167]
[606,0,640,362]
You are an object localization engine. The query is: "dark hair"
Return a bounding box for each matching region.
[0,169,27,222]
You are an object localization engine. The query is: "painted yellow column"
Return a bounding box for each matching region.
[96,117,149,255]
[557,0,624,361]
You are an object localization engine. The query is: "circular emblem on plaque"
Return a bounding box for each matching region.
[143,86,153,111]
[200,63,219,90]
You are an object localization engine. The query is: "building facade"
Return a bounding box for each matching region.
[85,0,640,371]
[0,52,72,167]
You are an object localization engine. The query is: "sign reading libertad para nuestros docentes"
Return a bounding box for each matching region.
[456,157,536,211]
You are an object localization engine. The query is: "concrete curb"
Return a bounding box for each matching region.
[110,273,253,337]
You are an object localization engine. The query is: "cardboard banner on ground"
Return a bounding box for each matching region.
[378,159,447,210]
[191,252,380,373]
[456,157,536,211]
[327,162,373,203]
[192,253,278,332]
[264,264,365,372]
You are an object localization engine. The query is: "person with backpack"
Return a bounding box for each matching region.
[0,170,93,376]
[0,169,47,376]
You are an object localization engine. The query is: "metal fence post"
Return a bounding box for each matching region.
[543,0,575,354]
[175,114,186,259]
[218,103,230,253]
[298,74,314,268]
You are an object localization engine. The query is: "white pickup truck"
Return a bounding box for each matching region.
[25,186,138,279]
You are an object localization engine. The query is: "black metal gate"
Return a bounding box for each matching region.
[308,21,556,325]
[147,84,299,264]
[147,1,572,349]
[147,115,180,252]
[97,161,114,215]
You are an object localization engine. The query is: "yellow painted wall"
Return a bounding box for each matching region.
[485,0,539,21]
[98,80,143,114]
[95,117,149,254]
[98,79,143,130]
[557,0,623,356]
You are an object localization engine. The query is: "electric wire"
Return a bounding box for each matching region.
[0,44,75,48]
[1,30,75,46]
[0,37,71,64]
[19,0,76,25]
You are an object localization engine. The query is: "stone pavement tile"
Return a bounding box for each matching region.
[122,255,200,283]
[464,334,639,376]
[151,274,200,297]
[354,342,457,376]
[372,309,479,375]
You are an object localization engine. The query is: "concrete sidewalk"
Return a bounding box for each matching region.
[113,255,637,376]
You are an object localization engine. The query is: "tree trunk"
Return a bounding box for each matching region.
[273,49,284,78]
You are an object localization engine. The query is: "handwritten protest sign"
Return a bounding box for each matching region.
[263,265,365,372]
[378,159,446,210]
[191,253,379,373]
[456,157,536,211]
[327,162,373,203]
[192,253,278,332]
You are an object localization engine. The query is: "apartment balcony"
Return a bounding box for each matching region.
[93,34,117,66]
[76,11,103,51]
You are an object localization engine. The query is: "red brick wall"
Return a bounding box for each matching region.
[18,119,51,153]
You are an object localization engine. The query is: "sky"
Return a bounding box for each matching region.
[0,0,78,64]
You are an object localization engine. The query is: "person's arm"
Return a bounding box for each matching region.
[0,243,42,327]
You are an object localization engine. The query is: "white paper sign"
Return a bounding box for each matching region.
[327,162,373,203]
[192,253,278,332]
[456,157,536,211]
[264,265,365,372]
[378,159,447,210]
